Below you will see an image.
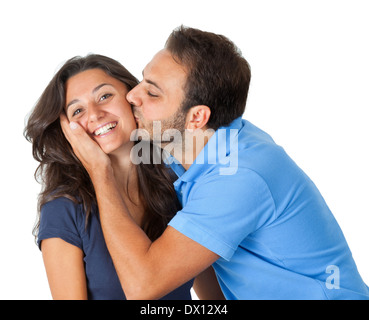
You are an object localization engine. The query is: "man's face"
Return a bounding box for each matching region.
[126,49,188,141]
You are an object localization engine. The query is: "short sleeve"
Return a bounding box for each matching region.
[168,169,276,261]
[37,197,84,251]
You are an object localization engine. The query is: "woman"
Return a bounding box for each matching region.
[24,54,198,300]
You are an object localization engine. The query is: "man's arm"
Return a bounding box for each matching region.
[61,116,219,299]
[89,165,219,299]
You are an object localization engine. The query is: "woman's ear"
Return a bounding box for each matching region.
[185,105,211,130]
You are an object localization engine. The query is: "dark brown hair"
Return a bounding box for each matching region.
[165,25,251,130]
[24,54,180,242]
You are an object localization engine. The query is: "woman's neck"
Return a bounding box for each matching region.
[108,142,144,226]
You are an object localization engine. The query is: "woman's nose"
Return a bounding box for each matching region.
[88,103,105,123]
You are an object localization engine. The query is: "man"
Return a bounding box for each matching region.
[61,26,369,299]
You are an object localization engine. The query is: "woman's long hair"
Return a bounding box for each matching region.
[24,54,180,242]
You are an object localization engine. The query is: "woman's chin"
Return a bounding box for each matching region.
[101,141,135,159]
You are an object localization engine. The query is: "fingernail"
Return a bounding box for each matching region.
[70,122,78,130]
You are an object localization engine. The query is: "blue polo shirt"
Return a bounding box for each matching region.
[168,117,369,300]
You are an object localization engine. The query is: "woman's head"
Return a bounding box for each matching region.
[24,54,139,235]
[25,54,138,163]
[65,68,137,155]
[25,54,180,242]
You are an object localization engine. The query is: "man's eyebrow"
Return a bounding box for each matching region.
[66,83,113,109]
[145,79,163,93]
[142,70,163,93]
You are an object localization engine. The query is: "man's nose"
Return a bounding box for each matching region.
[126,86,141,107]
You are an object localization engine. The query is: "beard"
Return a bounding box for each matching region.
[133,106,187,147]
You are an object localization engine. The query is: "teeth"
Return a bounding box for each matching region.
[94,122,117,136]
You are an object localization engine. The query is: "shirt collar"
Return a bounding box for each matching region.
[167,117,244,183]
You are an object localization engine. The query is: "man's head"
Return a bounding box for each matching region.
[127,25,251,138]
[165,25,251,131]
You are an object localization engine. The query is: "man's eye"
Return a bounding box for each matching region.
[148,91,158,98]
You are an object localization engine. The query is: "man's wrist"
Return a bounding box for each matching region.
[88,162,114,185]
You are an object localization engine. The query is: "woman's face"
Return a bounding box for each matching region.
[65,68,137,155]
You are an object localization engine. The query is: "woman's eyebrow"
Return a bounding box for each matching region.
[66,83,113,110]
[66,99,80,110]
[92,83,113,94]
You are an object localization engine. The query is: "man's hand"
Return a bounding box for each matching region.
[60,113,111,177]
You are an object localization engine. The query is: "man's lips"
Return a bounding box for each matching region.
[133,114,141,124]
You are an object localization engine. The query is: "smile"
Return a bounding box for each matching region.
[93,122,118,136]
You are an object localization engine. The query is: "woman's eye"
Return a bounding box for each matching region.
[100,93,112,101]
[73,108,82,117]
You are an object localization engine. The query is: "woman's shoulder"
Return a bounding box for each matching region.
[42,196,82,214]
[38,196,88,250]
[40,196,87,230]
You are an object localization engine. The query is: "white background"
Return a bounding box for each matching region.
[0,0,368,300]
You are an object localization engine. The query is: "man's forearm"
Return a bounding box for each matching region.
[60,117,190,299]
[60,117,220,300]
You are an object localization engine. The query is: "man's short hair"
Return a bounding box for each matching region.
[165,25,251,130]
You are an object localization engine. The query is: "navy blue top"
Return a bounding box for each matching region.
[37,197,193,300]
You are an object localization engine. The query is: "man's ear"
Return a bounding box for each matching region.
[186,105,211,130]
